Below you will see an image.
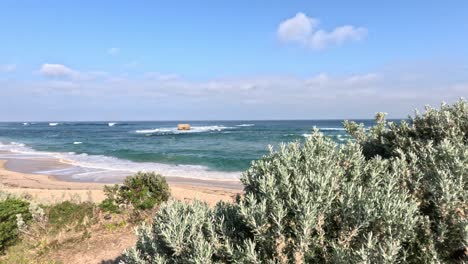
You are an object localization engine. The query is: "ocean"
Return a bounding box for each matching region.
[0,120,380,181]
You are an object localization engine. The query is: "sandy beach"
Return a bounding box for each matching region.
[0,158,242,206]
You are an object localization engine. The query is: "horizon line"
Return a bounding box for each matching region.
[0,118,407,122]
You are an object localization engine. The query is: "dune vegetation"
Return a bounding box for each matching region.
[0,172,170,263]
[122,99,467,263]
[0,99,466,263]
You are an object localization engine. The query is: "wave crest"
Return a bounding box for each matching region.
[318,127,345,131]
[135,125,233,135]
[0,141,240,181]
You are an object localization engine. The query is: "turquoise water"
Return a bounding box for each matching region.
[0,120,379,180]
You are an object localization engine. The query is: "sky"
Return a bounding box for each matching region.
[0,0,467,121]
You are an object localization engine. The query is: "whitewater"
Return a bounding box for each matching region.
[0,120,379,181]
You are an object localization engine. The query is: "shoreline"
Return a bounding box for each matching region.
[3,156,243,190]
[0,144,242,182]
[0,159,242,206]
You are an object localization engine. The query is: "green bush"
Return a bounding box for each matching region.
[99,197,121,214]
[344,99,468,262]
[47,201,96,233]
[122,99,467,263]
[101,172,170,211]
[344,99,468,159]
[0,199,31,253]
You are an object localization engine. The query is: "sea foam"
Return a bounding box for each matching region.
[0,141,240,180]
[10,142,25,147]
[318,127,345,131]
[108,122,116,127]
[135,128,172,134]
[49,123,59,126]
[236,124,255,127]
[135,125,233,135]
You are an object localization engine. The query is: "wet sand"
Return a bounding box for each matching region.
[0,157,242,206]
[4,157,243,190]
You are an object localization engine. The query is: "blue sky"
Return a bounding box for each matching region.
[0,0,467,120]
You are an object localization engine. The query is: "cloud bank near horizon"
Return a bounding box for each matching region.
[0,62,466,121]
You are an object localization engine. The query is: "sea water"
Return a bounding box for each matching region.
[0,120,383,181]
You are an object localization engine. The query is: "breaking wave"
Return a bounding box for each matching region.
[0,141,240,181]
[317,127,345,131]
[135,125,233,135]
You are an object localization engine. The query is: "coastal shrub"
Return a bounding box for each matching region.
[0,199,31,253]
[121,100,467,263]
[344,99,468,159]
[99,196,121,214]
[47,201,96,233]
[344,99,468,262]
[122,134,421,263]
[101,172,170,211]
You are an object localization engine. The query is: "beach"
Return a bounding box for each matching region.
[0,157,242,206]
[0,121,353,181]
[0,120,357,206]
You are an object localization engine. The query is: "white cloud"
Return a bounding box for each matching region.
[345,73,380,84]
[277,13,317,42]
[39,63,77,78]
[309,26,367,49]
[3,62,466,120]
[0,64,17,72]
[34,71,384,102]
[108,47,120,55]
[38,64,109,81]
[277,13,367,49]
[26,68,465,106]
[306,73,329,85]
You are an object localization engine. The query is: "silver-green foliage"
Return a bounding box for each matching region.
[122,135,421,263]
[345,99,468,262]
[122,99,467,263]
[238,133,420,263]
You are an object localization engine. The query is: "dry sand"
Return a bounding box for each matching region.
[0,159,241,206]
[0,158,243,263]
